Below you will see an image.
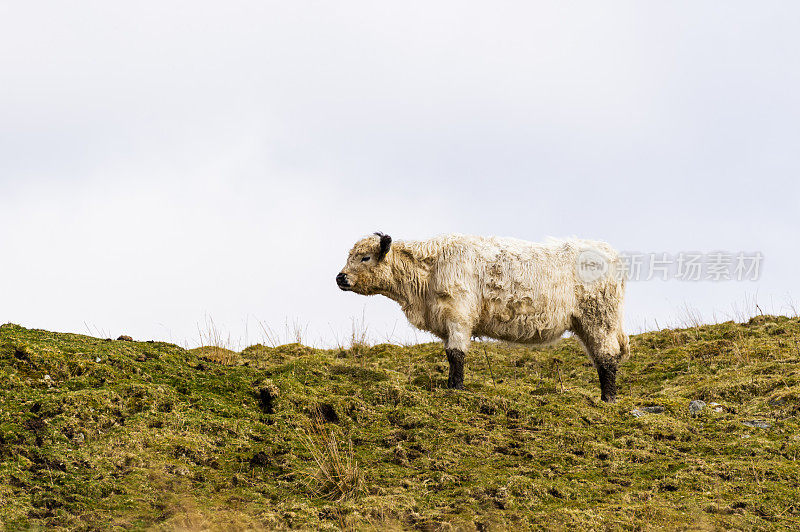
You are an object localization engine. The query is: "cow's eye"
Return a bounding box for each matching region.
[361,256,370,262]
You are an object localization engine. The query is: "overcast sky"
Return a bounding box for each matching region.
[1,2,798,348]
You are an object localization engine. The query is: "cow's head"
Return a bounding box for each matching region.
[336,232,392,295]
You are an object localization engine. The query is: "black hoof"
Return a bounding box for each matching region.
[597,362,618,404]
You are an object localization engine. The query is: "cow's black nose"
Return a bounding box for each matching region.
[336,273,349,286]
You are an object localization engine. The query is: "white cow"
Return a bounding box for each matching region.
[336,233,629,402]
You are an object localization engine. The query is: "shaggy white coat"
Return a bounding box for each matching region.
[339,233,629,367]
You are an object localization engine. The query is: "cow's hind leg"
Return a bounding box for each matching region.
[444,322,471,390]
[572,318,625,403]
[596,361,618,403]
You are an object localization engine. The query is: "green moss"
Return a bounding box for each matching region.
[1,318,800,529]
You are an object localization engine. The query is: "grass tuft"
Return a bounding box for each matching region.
[298,421,363,502]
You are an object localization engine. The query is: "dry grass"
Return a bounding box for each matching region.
[298,421,362,502]
[82,321,111,339]
[257,320,281,348]
[654,295,798,342]
[347,312,370,361]
[195,315,238,365]
[785,296,799,318]
[328,311,372,362]
[676,302,705,330]
[257,318,308,348]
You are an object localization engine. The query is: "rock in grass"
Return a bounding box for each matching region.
[741,420,771,429]
[689,400,706,414]
[631,406,664,417]
[117,335,133,342]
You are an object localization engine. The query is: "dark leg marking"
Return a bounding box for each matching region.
[597,362,618,403]
[446,348,465,389]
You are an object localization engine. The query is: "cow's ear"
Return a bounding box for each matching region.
[375,232,392,261]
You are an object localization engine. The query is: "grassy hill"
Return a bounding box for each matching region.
[1,316,799,530]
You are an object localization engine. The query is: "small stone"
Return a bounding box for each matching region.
[43,374,51,381]
[95,357,101,363]
[689,400,706,414]
[631,408,646,418]
[741,420,771,429]
[640,406,665,414]
[710,402,725,413]
[117,335,133,342]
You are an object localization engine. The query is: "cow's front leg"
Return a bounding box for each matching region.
[445,322,470,390]
[446,348,465,389]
